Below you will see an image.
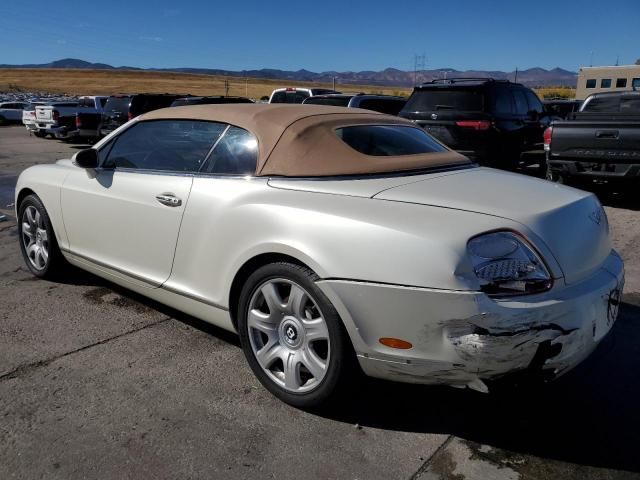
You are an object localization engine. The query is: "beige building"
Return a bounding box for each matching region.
[576,65,640,100]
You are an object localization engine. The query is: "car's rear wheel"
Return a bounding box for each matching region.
[33,130,47,138]
[238,262,355,408]
[18,194,65,278]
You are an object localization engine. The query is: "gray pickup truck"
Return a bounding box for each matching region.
[545,91,640,185]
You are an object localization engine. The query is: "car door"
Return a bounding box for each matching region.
[61,119,227,286]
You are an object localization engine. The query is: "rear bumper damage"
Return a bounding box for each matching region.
[317,250,624,392]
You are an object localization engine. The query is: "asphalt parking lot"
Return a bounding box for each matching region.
[1,125,639,480]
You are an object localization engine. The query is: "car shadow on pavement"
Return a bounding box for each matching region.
[321,295,640,474]
[55,265,640,473]
[56,265,241,347]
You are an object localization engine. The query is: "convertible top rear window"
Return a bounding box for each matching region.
[335,125,447,156]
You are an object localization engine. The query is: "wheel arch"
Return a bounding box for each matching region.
[228,252,312,330]
[16,187,37,211]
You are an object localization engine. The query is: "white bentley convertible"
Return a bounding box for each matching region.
[16,104,624,407]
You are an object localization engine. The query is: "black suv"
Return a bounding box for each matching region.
[399,78,554,165]
[170,96,254,107]
[100,94,181,137]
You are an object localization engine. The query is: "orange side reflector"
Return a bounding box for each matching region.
[379,338,413,349]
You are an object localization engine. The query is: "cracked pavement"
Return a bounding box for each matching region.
[1,126,640,479]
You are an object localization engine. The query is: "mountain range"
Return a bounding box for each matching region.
[0,58,578,87]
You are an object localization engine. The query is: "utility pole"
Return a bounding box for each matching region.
[332,76,336,90]
[590,51,594,67]
[514,67,518,83]
[245,77,248,97]
[224,77,230,96]
[413,53,426,86]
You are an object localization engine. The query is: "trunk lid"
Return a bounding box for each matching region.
[270,167,611,284]
[373,167,611,284]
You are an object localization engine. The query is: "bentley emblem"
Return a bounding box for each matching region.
[430,113,438,120]
[588,208,602,225]
[286,326,297,341]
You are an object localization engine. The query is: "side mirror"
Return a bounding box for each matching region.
[73,148,99,169]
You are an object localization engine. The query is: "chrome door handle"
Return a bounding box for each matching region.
[155,194,182,207]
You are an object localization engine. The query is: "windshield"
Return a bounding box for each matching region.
[104,96,131,113]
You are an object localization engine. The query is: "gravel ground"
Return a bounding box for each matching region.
[0,125,639,480]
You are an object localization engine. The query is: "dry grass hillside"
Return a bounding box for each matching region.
[0,68,576,100]
[0,68,412,99]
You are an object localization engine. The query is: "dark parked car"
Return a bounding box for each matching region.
[100,94,181,137]
[543,99,582,119]
[302,94,406,115]
[545,91,640,185]
[399,78,555,167]
[170,96,254,107]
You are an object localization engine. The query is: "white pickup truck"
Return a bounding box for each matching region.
[33,101,80,137]
[22,102,47,136]
[33,96,107,139]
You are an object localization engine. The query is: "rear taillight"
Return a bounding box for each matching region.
[543,126,553,151]
[455,120,491,131]
[75,115,81,128]
[52,109,60,122]
[128,112,134,120]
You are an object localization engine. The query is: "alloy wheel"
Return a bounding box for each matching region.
[21,205,49,271]
[247,279,330,393]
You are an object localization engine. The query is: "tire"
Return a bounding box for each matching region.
[33,130,47,138]
[0,116,5,126]
[545,164,565,184]
[17,194,66,279]
[237,262,356,408]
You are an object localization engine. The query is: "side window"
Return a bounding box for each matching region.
[201,126,258,175]
[616,78,628,88]
[524,90,544,113]
[600,79,612,88]
[512,90,529,115]
[104,120,226,172]
[586,79,597,89]
[633,78,640,89]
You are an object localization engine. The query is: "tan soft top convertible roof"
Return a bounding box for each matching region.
[141,104,470,176]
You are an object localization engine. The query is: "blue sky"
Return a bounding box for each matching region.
[2,0,638,72]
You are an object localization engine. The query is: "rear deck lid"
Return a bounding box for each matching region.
[373,167,612,284]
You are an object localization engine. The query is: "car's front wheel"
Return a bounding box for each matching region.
[238,262,355,408]
[18,194,66,278]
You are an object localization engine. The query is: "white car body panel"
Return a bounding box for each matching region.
[14,116,624,392]
[61,168,193,286]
